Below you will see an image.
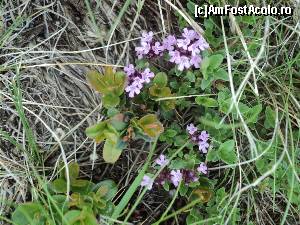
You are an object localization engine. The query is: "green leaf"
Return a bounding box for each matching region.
[186,71,195,82]
[69,193,84,208]
[200,76,213,90]
[149,85,171,97]
[153,72,168,87]
[137,114,164,138]
[195,96,218,107]
[109,113,127,131]
[244,104,262,123]
[86,71,107,93]
[63,210,82,224]
[264,106,276,129]
[214,68,229,81]
[217,140,237,164]
[200,57,210,79]
[164,129,177,137]
[102,93,120,108]
[206,149,219,162]
[113,71,127,96]
[201,55,224,81]
[52,195,68,213]
[63,208,98,225]
[96,179,118,201]
[12,203,46,225]
[186,1,196,14]
[51,178,67,193]
[103,131,119,146]
[209,54,224,69]
[179,183,188,196]
[71,180,95,194]
[67,162,79,183]
[191,188,213,203]
[106,108,120,117]
[103,139,123,163]
[86,67,126,97]
[85,121,107,143]
[169,158,191,169]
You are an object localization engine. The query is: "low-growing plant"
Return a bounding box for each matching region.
[82,19,299,224]
[84,27,236,223]
[12,162,118,225]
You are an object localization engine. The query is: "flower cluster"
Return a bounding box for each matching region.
[135,28,209,71]
[135,31,165,59]
[187,124,210,154]
[140,154,208,190]
[124,28,209,99]
[124,64,154,98]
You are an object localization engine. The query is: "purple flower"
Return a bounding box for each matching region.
[125,67,154,97]
[195,37,209,51]
[162,35,177,51]
[141,175,154,190]
[182,28,198,41]
[190,55,202,68]
[169,50,181,64]
[125,83,142,98]
[177,38,190,50]
[198,140,209,153]
[188,42,201,56]
[155,154,169,167]
[170,170,182,187]
[187,123,198,135]
[197,163,208,174]
[141,31,153,43]
[152,42,164,55]
[186,124,211,153]
[124,64,135,76]
[132,77,144,88]
[177,56,191,71]
[141,68,154,83]
[135,42,151,58]
[198,131,209,142]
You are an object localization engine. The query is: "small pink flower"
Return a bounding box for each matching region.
[125,83,141,98]
[135,42,151,58]
[188,42,200,56]
[187,123,198,135]
[155,154,169,167]
[198,131,209,142]
[177,56,191,71]
[195,37,210,51]
[177,38,190,50]
[141,68,154,83]
[141,175,154,190]
[182,28,198,41]
[152,42,164,55]
[170,170,182,187]
[190,55,202,68]
[197,163,208,174]
[169,50,181,64]
[141,31,153,43]
[162,35,177,51]
[124,64,135,76]
[198,141,209,153]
